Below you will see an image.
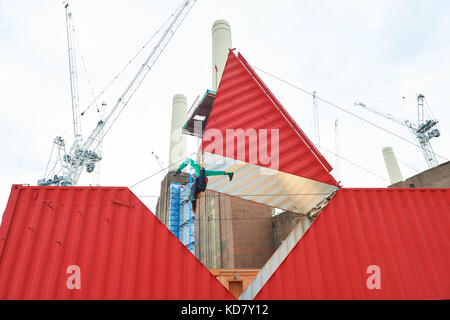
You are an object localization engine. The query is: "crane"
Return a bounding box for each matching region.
[64,2,82,147]
[92,101,107,186]
[354,94,440,168]
[38,0,197,186]
[151,151,165,171]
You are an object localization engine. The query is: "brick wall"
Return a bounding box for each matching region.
[231,198,275,268]
[389,161,450,188]
[195,190,275,269]
[271,211,316,250]
[272,211,304,249]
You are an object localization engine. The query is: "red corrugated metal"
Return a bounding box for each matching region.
[202,50,338,186]
[254,188,450,300]
[0,185,235,300]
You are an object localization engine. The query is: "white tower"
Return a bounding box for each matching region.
[169,94,187,171]
[382,147,403,184]
[212,19,232,91]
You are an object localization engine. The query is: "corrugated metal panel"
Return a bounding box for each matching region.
[201,50,338,187]
[0,185,235,300]
[250,188,450,300]
[203,152,337,214]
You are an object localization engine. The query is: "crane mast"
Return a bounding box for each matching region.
[38,0,197,186]
[65,3,82,144]
[414,94,439,167]
[354,94,440,169]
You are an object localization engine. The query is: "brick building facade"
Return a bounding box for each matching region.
[389,161,450,188]
[195,189,275,269]
[156,172,306,269]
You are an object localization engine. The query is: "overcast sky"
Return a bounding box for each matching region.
[1,0,449,215]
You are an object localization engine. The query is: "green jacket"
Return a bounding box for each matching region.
[176,158,227,177]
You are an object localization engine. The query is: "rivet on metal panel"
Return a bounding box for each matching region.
[27,226,35,232]
[105,218,111,223]
[56,240,62,245]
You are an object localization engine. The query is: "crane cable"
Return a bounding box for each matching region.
[98,1,196,150]
[424,97,437,121]
[76,39,97,112]
[251,66,448,162]
[137,193,334,198]
[317,145,390,183]
[43,143,56,179]
[79,1,186,117]
[130,144,390,190]
[129,151,197,188]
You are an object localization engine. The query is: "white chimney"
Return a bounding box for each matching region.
[212,19,232,91]
[168,94,187,171]
[382,147,403,185]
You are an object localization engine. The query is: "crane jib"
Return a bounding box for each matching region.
[38,0,197,186]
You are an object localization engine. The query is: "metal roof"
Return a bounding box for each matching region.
[243,188,450,300]
[182,90,216,138]
[183,90,216,137]
[201,50,338,187]
[0,185,235,300]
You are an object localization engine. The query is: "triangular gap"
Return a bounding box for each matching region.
[153,165,338,299]
[202,50,338,187]
[238,189,338,300]
[174,184,337,300]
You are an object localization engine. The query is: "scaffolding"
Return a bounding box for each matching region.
[169,183,181,239]
[168,176,195,254]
